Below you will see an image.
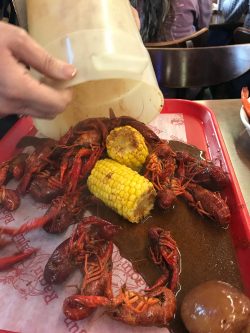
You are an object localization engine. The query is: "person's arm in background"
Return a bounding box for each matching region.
[197,0,213,30]
[221,0,248,24]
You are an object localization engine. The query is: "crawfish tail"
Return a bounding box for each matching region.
[0,248,37,270]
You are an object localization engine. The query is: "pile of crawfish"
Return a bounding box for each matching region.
[0,113,231,326]
[45,216,179,327]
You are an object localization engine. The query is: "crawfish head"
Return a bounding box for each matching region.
[29,172,63,203]
[157,188,176,210]
[153,142,176,159]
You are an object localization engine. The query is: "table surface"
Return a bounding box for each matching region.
[197,99,250,213]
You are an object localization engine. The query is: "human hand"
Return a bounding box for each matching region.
[0,22,76,119]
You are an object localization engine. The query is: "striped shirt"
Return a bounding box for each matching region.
[221,0,250,28]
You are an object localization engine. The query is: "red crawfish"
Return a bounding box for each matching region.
[69,285,176,327]
[43,216,120,321]
[0,187,95,236]
[72,117,110,148]
[44,216,121,285]
[156,178,186,210]
[29,170,64,203]
[66,147,104,193]
[175,151,229,191]
[0,248,37,271]
[183,183,231,226]
[17,129,73,195]
[143,141,178,210]
[147,227,181,293]
[0,153,28,186]
[17,144,56,195]
[63,241,114,321]
[144,142,177,191]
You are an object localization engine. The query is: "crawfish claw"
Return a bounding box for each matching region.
[0,248,38,271]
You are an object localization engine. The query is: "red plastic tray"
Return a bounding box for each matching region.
[0,99,249,300]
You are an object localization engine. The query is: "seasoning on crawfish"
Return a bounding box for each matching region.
[57,223,179,327]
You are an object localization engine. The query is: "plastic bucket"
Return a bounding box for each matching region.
[27,0,164,139]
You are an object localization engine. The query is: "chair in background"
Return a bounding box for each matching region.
[144,27,209,48]
[147,44,250,99]
[233,27,250,44]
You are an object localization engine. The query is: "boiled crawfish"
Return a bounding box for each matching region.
[108,285,176,327]
[43,216,120,321]
[17,144,56,195]
[0,153,27,186]
[44,216,120,285]
[29,170,64,203]
[148,227,181,293]
[65,225,178,327]
[16,129,73,195]
[175,151,229,191]
[182,182,231,226]
[0,248,37,271]
[144,142,177,209]
[63,241,114,321]
[70,284,176,327]
[144,142,176,191]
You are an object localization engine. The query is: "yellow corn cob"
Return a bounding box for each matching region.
[87,158,156,223]
[106,125,149,171]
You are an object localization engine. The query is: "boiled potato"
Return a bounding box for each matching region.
[181,280,250,333]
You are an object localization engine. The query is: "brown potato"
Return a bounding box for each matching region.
[181,280,250,333]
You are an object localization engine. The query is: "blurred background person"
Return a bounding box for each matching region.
[130,0,212,42]
[221,0,250,28]
[218,1,250,98]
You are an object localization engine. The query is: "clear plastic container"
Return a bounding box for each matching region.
[27,0,164,139]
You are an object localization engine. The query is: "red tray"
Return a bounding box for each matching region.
[0,99,249,300]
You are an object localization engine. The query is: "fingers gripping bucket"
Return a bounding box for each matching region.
[27,0,164,139]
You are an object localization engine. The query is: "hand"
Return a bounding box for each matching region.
[131,5,141,29]
[0,22,76,119]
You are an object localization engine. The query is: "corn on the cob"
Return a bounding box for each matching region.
[106,125,149,172]
[87,159,156,223]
